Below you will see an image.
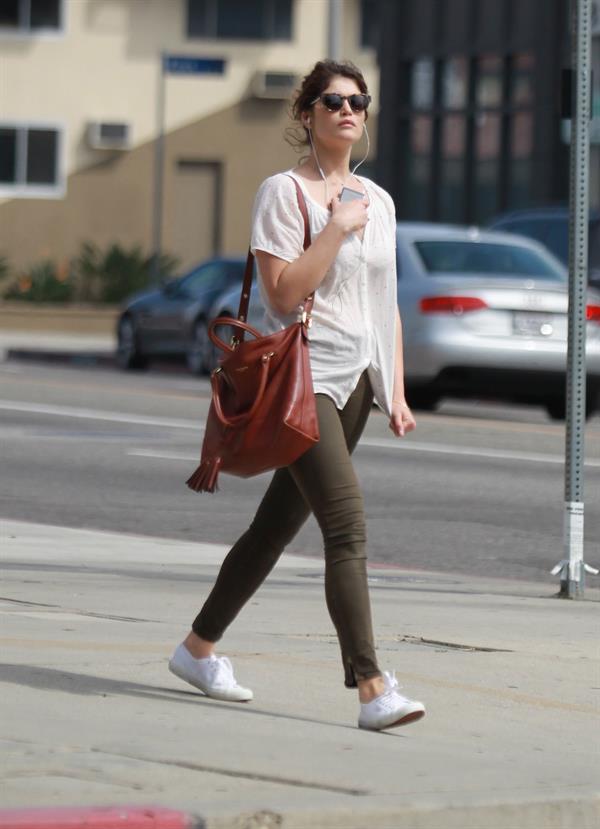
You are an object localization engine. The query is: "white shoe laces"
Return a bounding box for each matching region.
[367,671,410,712]
[207,655,238,688]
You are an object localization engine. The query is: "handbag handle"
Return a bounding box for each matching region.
[208,316,263,354]
[210,353,271,427]
[235,175,314,339]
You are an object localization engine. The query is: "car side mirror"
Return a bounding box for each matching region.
[161,279,180,297]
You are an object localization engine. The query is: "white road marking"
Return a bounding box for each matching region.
[127,443,600,468]
[2,399,598,468]
[128,449,199,461]
[0,400,204,431]
[360,437,600,467]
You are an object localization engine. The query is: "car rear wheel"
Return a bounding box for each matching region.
[545,393,598,421]
[116,316,147,370]
[407,387,440,411]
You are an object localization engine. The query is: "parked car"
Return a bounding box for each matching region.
[203,274,264,373]
[116,256,246,374]
[487,206,600,290]
[396,223,600,418]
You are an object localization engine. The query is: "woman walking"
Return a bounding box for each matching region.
[169,59,425,731]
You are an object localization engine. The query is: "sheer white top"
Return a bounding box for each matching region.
[250,170,398,416]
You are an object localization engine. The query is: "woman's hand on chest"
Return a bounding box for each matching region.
[329,195,369,237]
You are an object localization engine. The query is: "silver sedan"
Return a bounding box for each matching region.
[206,225,600,419]
[396,224,600,418]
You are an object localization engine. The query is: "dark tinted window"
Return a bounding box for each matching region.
[0,0,19,27]
[415,240,565,280]
[0,0,60,29]
[180,263,229,298]
[360,0,380,48]
[0,129,17,183]
[26,129,57,184]
[30,0,60,28]
[187,0,292,40]
[0,125,59,188]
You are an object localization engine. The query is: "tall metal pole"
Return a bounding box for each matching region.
[151,52,166,283]
[328,0,342,60]
[559,0,592,597]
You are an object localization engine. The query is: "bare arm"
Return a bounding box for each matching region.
[256,197,368,315]
[389,306,416,437]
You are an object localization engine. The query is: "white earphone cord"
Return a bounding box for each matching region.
[307,125,370,204]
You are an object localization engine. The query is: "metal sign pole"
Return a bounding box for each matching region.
[553,0,598,596]
[151,52,166,283]
[328,0,342,60]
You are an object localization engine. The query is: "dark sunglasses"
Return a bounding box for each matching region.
[311,93,371,113]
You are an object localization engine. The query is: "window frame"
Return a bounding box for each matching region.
[186,0,293,42]
[0,120,66,199]
[0,0,66,39]
[398,51,536,224]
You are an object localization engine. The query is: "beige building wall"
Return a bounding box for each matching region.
[0,0,380,273]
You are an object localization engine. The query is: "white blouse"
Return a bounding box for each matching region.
[250,170,398,417]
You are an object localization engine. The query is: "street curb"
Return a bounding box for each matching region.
[0,807,204,829]
[204,798,600,829]
[1,800,598,829]
[4,348,116,368]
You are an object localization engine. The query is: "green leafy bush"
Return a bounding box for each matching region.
[3,260,75,303]
[74,242,179,304]
[0,254,10,282]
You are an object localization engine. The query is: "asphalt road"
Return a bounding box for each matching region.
[1,359,599,585]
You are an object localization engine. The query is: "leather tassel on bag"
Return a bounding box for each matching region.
[186,456,222,493]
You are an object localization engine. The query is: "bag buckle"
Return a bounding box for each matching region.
[297,308,312,328]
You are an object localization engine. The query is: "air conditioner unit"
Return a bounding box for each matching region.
[251,70,297,100]
[87,121,131,150]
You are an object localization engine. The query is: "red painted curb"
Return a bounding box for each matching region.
[0,807,203,829]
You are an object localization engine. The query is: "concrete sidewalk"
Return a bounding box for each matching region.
[1,520,598,828]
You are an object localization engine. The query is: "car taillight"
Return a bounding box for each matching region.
[419,296,488,314]
[586,304,600,323]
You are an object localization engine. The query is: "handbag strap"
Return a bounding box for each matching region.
[236,175,315,327]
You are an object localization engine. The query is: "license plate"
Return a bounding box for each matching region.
[513,312,554,337]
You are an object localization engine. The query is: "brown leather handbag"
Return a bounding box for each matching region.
[186,177,319,493]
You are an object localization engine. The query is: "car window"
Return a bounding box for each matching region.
[500,218,568,264]
[179,263,232,299]
[414,241,565,280]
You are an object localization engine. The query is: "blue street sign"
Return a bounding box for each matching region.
[163,55,225,75]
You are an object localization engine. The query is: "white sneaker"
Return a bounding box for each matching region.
[358,671,425,731]
[168,644,253,702]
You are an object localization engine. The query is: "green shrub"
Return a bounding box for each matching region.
[0,254,10,282]
[74,242,179,304]
[3,260,75,303]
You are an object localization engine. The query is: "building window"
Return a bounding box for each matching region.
[405,115,433,220]
[360,0,380,49]
[0,124,62,196]
[440,114,467,222]
[396,51,536,224]
[187,0,292,40]
[0,0,62,32]
[442,57,468,109]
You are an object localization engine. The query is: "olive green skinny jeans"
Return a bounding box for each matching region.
[192,371,381,687]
